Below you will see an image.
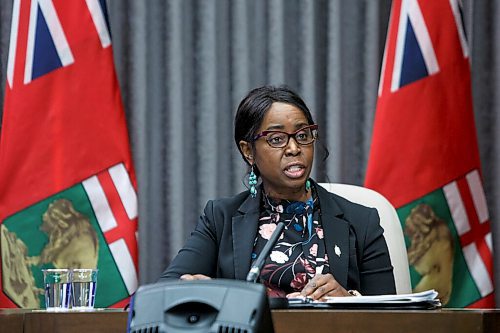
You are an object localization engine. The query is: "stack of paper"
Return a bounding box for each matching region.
[287,289,441,309]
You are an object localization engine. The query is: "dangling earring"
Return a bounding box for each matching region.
[305,179,311,192]
[249,165,258,198]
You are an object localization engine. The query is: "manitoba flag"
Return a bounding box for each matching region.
[0,0,138,308]
[365,0,494,307]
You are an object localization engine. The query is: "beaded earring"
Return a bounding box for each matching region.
[249,165,258,198]
[305,179,311,192]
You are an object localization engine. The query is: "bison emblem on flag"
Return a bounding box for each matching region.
[0,0,138,308]
[365,0,494,307]
[1,163,137,308]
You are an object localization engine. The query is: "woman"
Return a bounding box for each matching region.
[160,86,396,299]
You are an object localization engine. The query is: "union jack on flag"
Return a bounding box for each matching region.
[378,0,468,94]
[1,0,138,309]
[7,0,111,87]
[366,0,494,308]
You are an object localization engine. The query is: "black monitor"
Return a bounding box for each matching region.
[128,279,275,333]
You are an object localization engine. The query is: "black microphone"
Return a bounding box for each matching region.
[246,222,285,283]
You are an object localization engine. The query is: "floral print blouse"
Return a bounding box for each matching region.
[251,184,329,297]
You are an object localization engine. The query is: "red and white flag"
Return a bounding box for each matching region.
[365,0,494,307]
[0,0,138,308]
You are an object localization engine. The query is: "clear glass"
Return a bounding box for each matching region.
[43,269,72,311]
[71,269,98,310]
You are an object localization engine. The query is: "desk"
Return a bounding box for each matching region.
[1,308,499,333]
[273,309,500,333]
[0,309,23,333]
[0,309,127,333]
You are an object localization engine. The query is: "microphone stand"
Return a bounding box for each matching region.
[246,222,285,283]
[245,222,288,309]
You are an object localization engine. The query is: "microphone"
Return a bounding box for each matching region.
[246,222,285,283]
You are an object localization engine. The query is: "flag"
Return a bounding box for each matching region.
[365,0,494,308]
[0,0,138,308]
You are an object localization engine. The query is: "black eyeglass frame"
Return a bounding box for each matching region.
[252,124,319,148]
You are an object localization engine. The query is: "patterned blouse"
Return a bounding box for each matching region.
[251,184,329,297]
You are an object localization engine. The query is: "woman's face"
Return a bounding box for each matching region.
[245,102,314,201]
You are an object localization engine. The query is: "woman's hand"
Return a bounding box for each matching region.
[287,273,350,301]
[180,274,211,280]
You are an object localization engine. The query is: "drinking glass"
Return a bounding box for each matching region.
[43,269,72,311]
[72,268,98,310]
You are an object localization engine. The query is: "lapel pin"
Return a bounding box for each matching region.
[334,245,341,257]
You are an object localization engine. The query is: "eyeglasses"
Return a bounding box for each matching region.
[253,124,318,148]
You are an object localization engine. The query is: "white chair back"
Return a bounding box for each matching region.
[319,183,412,294]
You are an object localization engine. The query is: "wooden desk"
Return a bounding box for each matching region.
[273,309,500,333]
[0,309,127,333]
[0,309,24,333]
[1,308,500,333]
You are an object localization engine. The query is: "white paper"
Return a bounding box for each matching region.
[288,289,440,306]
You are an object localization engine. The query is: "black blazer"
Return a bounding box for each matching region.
[160,181,396,295]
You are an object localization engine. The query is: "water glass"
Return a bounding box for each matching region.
[43,269,72,311]
[72,268,98,310]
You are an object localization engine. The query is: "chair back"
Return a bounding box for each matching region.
[319,183,412,294]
